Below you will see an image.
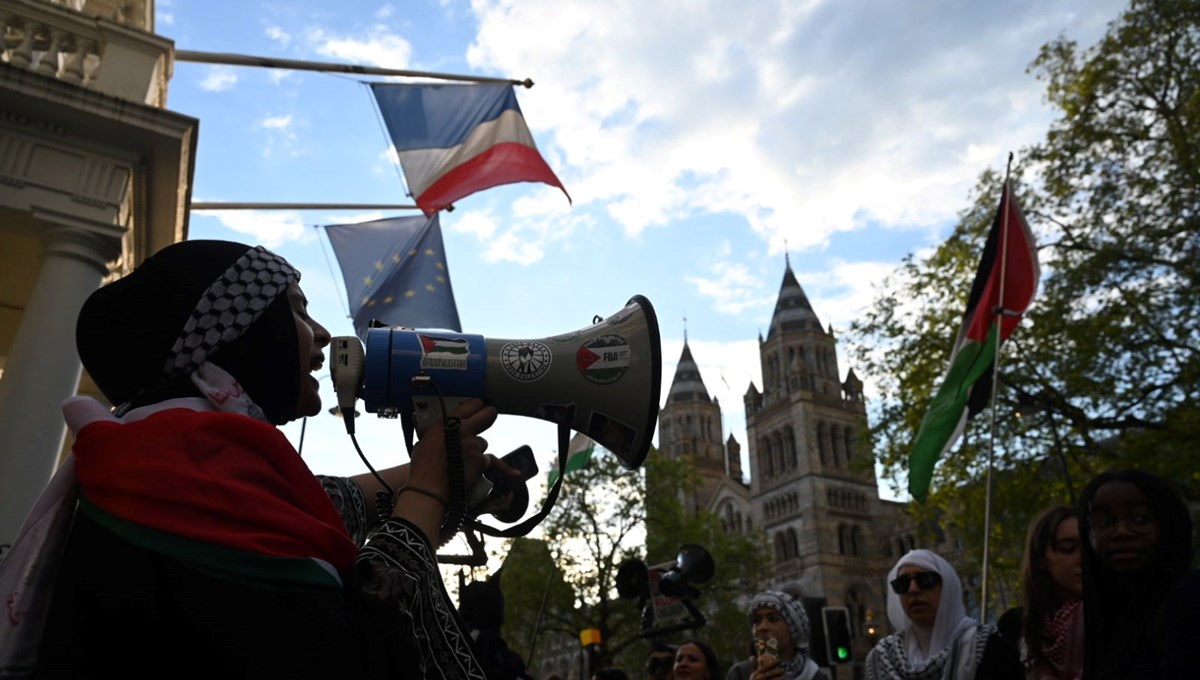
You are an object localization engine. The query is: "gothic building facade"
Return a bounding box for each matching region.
[658,262,921,666]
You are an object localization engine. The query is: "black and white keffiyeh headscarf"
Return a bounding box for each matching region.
[78,241,304,425]
[749,591,821,680]
[162,245,298,380]
[865,549,991,680]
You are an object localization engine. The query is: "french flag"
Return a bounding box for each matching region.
[371,83,570,216]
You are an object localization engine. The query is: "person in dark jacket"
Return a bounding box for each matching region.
[1078,469,1198,680]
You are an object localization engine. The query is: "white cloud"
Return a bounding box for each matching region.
[686,260,773,315]
[193,209,311,248]
[464,0,1127,254]
[451,209,498,239]
[265,25,291,47]
[260,114,293,130]
[311,26,412,67]
[198,66,237,92]
[157,0,174,26]
[376,4,395,19]
[324,212,386,226]
[257,114,303,158]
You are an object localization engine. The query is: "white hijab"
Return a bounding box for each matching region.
[867,549,991,680]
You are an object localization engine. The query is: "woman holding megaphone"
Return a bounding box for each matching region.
[19,241,507,679]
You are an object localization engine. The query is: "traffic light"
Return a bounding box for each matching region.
[800,597,829,667]
[821,607,853,664]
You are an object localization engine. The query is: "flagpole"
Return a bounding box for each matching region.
[980,152,1015,622]
[175,50,533,88]
[526,566,556,668]
[191,202,421,211]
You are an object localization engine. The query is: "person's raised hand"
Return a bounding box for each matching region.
[407,398,498,499]
[394,399,497,543]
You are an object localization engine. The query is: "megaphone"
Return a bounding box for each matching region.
[333,295,661,469]
[658,544,714,598]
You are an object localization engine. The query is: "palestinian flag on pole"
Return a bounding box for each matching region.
[908,180,1040,501]
[548,432,596,485]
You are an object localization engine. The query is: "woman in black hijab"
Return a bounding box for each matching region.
[1078,469,1199,679]
[29,240,499,679]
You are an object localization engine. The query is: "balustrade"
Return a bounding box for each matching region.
[1,0,169,105]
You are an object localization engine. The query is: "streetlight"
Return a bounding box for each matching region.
[864,609,881,645]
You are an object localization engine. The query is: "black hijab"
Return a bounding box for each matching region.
[76,240,302,424]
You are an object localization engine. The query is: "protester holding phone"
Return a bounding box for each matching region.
[866,549,1022,680]
[726,590,827,680]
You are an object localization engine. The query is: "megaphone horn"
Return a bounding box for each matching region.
[352,295,662,469]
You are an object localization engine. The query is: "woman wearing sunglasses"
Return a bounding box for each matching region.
[865,549,1021,680]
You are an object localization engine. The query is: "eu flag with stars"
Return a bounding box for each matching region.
[324,215,461,338]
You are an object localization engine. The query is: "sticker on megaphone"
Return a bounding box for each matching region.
[357,296,663,470]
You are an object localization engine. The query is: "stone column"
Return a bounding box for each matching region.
[0,213,122,547]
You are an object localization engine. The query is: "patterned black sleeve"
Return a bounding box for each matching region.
[317,475,370,547]
[356,519,486,680]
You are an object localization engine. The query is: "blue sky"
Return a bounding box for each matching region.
[162,0,1126,501]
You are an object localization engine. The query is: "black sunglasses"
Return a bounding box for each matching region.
[890,571,941,594]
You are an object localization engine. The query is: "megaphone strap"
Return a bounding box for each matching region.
[468,421,570,539]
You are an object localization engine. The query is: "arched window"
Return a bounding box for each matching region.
[844,428,855,464]
[786,426,798,469]
[787,528,799,559]
[775,533,787,562]
[838,524,848,555]
[830,424,842,467]
[851,525,863,557]
[817,422,828,464]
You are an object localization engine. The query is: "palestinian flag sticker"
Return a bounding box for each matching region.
[418,334,470,370]
[576,335,631,385]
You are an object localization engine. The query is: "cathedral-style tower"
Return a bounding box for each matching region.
[658,339,743,517]
[652,261,946,667]
[742,260,889,657]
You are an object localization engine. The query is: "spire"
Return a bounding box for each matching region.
[767,258,821,339]
[667,340,712,404]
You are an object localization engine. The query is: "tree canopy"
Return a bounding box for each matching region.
[847,0,1199,602]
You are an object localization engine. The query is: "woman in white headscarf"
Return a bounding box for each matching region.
[865,549,1022,680]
